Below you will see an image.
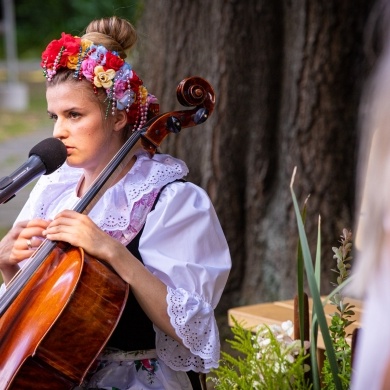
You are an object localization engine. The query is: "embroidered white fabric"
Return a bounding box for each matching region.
[15,151,189,245]
[1,150,232,374]
[155,286,220,372]
[73,349,194,389]
[138,179,231,371]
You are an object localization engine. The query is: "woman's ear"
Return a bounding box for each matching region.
[113,110,128,132]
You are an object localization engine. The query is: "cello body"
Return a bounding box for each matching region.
[0,245,129,389]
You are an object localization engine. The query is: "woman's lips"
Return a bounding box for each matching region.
[65,146,74,155]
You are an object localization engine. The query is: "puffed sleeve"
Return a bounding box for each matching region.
[138,181,231,372]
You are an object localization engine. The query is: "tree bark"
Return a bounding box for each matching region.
[135,0,376,316]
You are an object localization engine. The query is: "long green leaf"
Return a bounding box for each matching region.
[297,198,308,346]
[315,215,321,290]
[309,216,322,389]
[310,315,320,390]
[290,169,342,390]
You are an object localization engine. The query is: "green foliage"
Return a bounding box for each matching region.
[322,229,355,390]
[0,82,50,141]
[290,173,342,389]
[209,318,312,390]
[0,0,144,59]
[211,175,355,389]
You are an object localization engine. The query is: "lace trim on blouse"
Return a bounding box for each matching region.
[26,151,188,245]
[155,286,220,372]
[97,152,188,244]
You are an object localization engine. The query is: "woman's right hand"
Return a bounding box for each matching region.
[0,219,50,284]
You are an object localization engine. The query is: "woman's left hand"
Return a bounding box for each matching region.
[42,209,121,263]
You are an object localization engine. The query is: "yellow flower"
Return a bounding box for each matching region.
[93,65,116,89]
[81,39,93,54]
[67,39,93,70]
[67,54,79,70]
[138,86,148,104]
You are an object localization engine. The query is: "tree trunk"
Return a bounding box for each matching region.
[135,0,376,316]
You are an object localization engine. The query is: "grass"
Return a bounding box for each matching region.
[0,68,50,283]
[0,69,51,141]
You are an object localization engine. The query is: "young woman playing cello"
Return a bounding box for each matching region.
[0,16,231,390]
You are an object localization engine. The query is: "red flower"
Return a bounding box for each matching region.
[41,33,81,70]
[126,104,139,125]
[104,51,124,71]
[130,71,143,90]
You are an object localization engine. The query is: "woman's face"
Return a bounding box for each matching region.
[46,81,124,177]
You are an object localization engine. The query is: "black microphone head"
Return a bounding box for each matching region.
[28,138,67,175]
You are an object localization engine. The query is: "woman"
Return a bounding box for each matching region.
[0,16,231,389]
[350,6,390,388]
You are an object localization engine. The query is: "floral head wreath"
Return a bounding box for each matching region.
[41,32,159,130]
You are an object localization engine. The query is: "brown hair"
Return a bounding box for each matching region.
[83,16,137,59]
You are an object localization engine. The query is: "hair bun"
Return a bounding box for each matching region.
[84,16,137,59]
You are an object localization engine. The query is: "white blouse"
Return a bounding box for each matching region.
[1,150,231,374]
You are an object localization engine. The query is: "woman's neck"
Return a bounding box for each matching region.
[77,154,138,198]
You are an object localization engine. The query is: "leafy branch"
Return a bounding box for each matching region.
[322,229,355,389]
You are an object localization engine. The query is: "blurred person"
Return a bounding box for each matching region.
[350,4,390,388]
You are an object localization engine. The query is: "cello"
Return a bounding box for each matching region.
[0,76,215,389]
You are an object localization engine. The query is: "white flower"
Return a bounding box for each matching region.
[259,338,271,348]
[281,320,294,336]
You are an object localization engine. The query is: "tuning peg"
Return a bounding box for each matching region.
[193,108,209,124]
[166,116,181,133]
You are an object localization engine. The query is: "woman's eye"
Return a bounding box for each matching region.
[48,113,57,121]
[70,112,80,118]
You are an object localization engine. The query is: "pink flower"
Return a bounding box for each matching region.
[114,78,128,99]
[81,58,97,81]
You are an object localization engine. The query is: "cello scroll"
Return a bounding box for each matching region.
[141,76,215,154]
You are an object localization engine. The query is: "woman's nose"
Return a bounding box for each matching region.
[52,118,66,138]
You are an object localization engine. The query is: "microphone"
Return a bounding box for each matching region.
[0,137,67,204]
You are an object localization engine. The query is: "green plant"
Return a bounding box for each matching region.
[209,317,311,390]
[0,82,50,141]
[210,170,355,389]
[322,229,355,389]
[290,170,352,390]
